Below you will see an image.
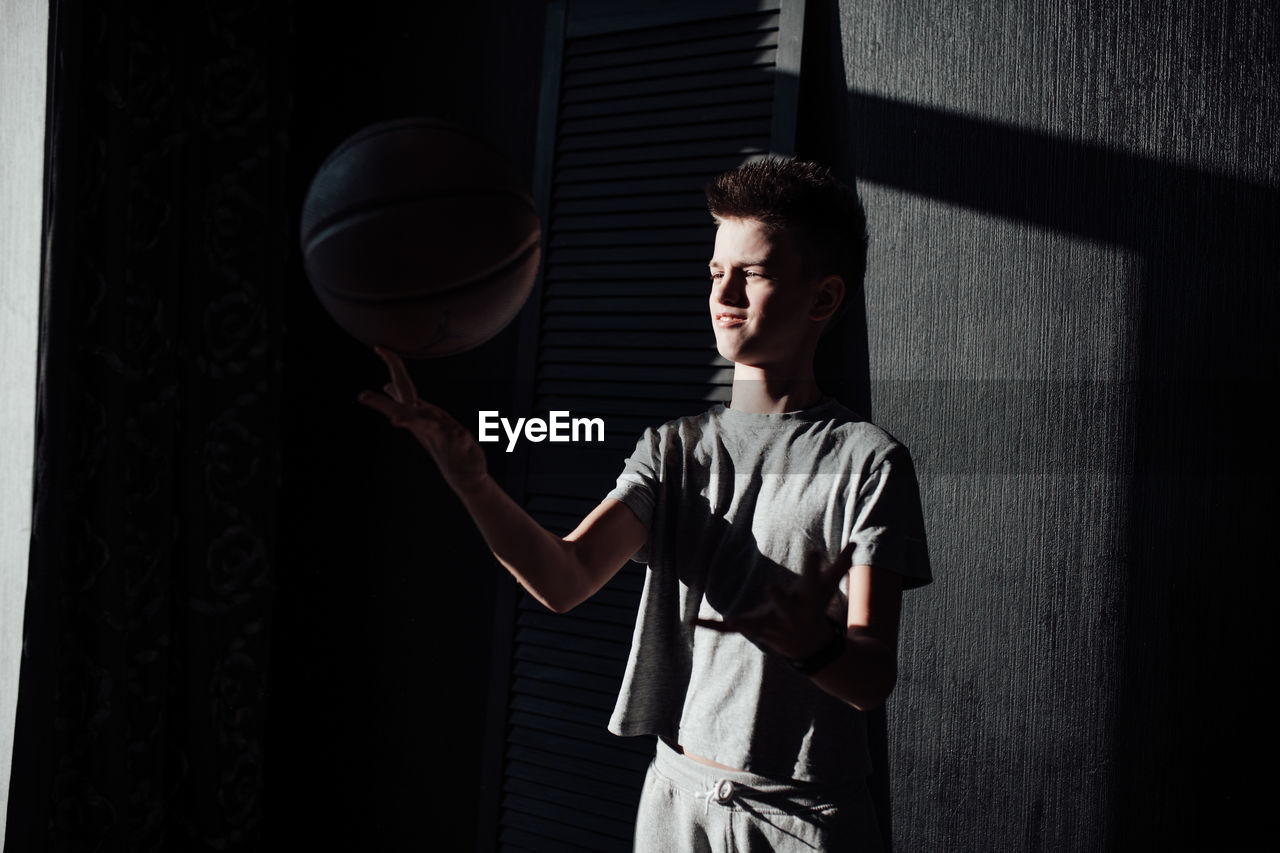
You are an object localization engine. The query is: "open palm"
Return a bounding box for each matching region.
[357,347,488,496]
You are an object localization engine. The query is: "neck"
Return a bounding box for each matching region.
[727,362,823,413]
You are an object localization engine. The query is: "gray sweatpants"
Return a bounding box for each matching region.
[633,740,883,852]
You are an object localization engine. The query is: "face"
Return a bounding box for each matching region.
[708,217,836,369]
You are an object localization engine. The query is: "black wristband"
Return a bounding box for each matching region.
[785,618,847,676]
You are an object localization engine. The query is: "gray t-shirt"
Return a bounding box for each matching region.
[605,397,931,784]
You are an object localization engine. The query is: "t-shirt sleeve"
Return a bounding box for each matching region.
[605,427,659,563]
[848,444,932,588]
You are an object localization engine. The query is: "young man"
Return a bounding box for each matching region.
[360,157,931,851]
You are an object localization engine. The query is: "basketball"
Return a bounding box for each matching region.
[300,118,541,358]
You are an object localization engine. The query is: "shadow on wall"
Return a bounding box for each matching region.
[844,87,1277,848]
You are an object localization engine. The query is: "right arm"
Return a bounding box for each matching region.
[359,347,646,613]
[457,480,646,612]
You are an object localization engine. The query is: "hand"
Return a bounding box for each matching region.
[357,346,488,496]
[695,542,855,660]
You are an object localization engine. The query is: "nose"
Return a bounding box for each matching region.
[714,269,746,307]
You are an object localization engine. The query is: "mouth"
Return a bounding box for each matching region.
[713,312,746,328]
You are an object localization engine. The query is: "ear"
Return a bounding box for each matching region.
[809,274,845,322]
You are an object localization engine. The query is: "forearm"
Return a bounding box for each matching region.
[455,474,593,613]
[804,629,898,712]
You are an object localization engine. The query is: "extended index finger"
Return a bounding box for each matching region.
[375,346,417,403]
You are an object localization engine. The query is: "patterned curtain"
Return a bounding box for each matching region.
[8,2,292,850]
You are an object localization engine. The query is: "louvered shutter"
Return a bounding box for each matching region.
[482,2,805,850]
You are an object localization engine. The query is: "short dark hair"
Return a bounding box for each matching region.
[705,157,868,296]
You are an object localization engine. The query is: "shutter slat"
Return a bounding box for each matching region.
[534,384,730,406]
[535,326,706,343]
[536,380,730,402]
[542,349,728,367]
[507,695,611,729]
[551,175,719,200]
[545,245,708,264]
[506,743,651,786]
[562,67,778,103]
[562,47,776,89]
[549,228,710,249]
[559,82,775,121]
[508,710,637,749]
[516,592,642,628]
[565,9,780,54]
[564,27,778,72]
[517,610,637,645]
[504,782,636,826]
[540,345,728,364]
[551,203,711,223]
[506,722,643,767]
[542,295,707,312]
[503,791,632,837]
[550,195,705,215]
[540,363,734,384]
[514,635,632,674]
[506,761,638,809]
[559,98,773,136]
[510,675,616,712]
[554,152,753,182]
[518,618,635,650]
[529,388,729,414]
[499,806,630,851]
[557,119,771,153]
[543,263,705,281]
[541,314,707,333]
[556,137,769,168]
[498,827,596,853]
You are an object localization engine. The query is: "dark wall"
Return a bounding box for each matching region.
[838,1,1277,849]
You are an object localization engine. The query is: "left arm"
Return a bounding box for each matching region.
[696,545,904,711]
[807,564,902,711]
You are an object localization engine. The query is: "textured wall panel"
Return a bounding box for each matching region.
[839,1,1277,849]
